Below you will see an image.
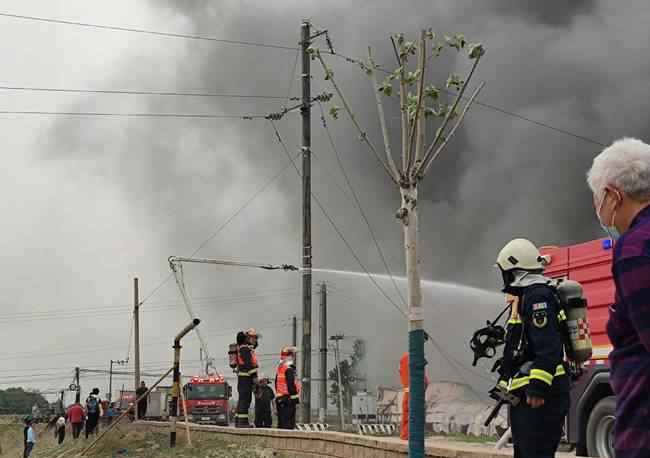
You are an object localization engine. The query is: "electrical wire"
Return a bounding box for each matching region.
[138,150,302,306]
[0,12,297,51]
[0,110,266,119]
[285,50,300,105]
[0,289,298,321]
[316,101,406,306]
[268,119,404,314]
[270,121,490,394]
[0,85,287,99]
[325,50,606,148]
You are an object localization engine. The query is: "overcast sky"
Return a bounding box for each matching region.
[1,0,648,404]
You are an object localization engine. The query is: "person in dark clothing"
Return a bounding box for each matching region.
[495,239,570,458]
[254,377,274,428]
[235,328,259,428]
[587,138,650,457]
[85,388,103,438]
[135,381,148,419]
[275,346,300,430]
[55,416,66,444]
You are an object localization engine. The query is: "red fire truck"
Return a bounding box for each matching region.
[182,375,232,426]
[541,238,615,458]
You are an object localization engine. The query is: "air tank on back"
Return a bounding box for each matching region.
[556,279,593,363]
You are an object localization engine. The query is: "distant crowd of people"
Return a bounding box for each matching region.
[22,386,124,457]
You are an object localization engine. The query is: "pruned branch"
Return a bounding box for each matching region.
[368,46,401,181]
[414,54,483,178]
[418,81,485,178]
[315,51,399,184]
[405,30,427,175]
[397,48,409,175]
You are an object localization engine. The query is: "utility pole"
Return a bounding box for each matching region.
[133,278,140,394]
[300,19,313,423]
[109,359,128,403]
[319,283,328,423]
[109,360,114,404]
[292,316,297,347]
[330,334,345,430]
[75,367,80,403]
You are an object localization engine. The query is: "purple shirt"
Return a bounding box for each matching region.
[607,204,650,458]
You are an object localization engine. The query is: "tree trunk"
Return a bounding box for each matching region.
[400,185,425,458]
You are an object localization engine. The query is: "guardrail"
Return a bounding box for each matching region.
[295,423,330,432]
[357,423,396,436]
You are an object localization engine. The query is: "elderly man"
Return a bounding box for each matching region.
[587,137,650,458]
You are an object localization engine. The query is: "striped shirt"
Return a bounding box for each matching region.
[607,204,650,458]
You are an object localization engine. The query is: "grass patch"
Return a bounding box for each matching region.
[1,420,284,458]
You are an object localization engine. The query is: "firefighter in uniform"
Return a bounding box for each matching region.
[275,346,300,429]
[398,334,430,441]
[495,239,570,458]
[235,328,259,428]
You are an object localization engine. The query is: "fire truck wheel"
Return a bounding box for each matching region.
[586,396,615,458]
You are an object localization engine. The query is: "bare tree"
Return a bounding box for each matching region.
[312,30,485,458]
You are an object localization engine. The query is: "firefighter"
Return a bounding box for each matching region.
[399,334,430,441]
[495,239,570,458]
[275,346,300,429]
[235,328,259,428]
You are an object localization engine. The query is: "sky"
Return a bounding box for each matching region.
[1,0,649,406]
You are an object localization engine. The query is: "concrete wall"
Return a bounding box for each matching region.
[139,422,512,458]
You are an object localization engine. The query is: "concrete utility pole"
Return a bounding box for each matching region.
[300,19,313,423]
[133,278,140,396]
[75,367,80,403]
[330,334,345,430]
[319,283,328,423]
[109,359,128,403]
[292,316,297,347]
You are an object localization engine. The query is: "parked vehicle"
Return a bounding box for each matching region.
[541,239,614,458]
[182,375,232,426]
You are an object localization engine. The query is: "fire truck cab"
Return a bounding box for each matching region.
[540,238,615,458]
[182,375,232,426]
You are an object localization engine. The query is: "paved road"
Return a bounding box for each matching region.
[382,436,578,457]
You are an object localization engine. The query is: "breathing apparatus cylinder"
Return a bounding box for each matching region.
[228,343,238,370]
[556,280,593,363]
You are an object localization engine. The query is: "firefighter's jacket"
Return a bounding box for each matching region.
[237,344,258,378]
[499,283,569,399]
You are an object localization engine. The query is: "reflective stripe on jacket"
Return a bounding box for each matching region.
[237,345,258,377]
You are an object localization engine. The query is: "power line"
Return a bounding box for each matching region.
[0,12,297,51]
[0,110,265,119]
[138,150,302,306]
[269,120,490,393]
[0,289,298,321]
[0,85,287,100]
[470,99,607,147]
[268,119,403,314]
[325,50,606,148]
[316,101,406,306]
[285,50,300,104]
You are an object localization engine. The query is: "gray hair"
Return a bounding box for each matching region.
[587,137,650,202]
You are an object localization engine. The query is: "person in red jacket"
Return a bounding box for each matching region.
[67,402,85,439]
[399,337,430,441]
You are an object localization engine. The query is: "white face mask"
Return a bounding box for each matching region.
[596,190,620,241]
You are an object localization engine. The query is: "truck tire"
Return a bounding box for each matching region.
[586,396,615,458]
